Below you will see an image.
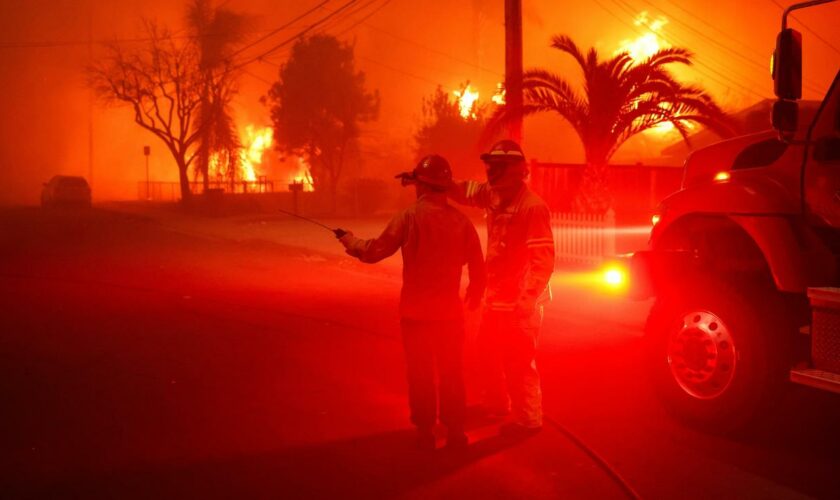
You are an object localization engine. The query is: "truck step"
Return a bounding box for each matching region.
[790,368,840,394]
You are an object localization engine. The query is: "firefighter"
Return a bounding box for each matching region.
[337,155,486,451]
[449,139,554,436]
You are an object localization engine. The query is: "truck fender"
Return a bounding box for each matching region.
[657,175,800,216]
[730,215,836,292]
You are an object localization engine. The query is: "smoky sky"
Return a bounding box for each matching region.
[1,0,838,203]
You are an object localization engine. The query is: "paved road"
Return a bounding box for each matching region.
[1,207,838,499]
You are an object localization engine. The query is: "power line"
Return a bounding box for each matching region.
[358,54,443,86]
[598,0,768,100]
[228,0,331,59]
[0,26,289,50]
[636,0,823,94]
[250,0,389,68]
[0,2,335,56]
[359,22,503,78]
[242,68,274,86]
[230,0,358,70]
[335,0,395,37]
[661,0,768,58]
[264,0,388,57]
[261,46,442,88]
[768,0,840,55]
[609,0,772,97]
[319,0,382,32]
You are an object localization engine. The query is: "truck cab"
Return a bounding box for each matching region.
[630,1,840,429]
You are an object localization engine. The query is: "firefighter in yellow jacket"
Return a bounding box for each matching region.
[449,140,554,436]
[338,155,486,450]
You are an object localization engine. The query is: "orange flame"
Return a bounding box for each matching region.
[617,11,669,65]
[288,155,314,192]
[206,125,273,182]
[617,13,692,137]
[239,125,273,182]
[491,82,506,105]
[453,84,479,120]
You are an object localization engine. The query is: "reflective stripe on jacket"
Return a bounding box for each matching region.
[451,181,554,313]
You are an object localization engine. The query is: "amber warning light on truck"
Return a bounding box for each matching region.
[601,263,629,292]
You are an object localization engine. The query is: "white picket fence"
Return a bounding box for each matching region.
[551,209,616,265]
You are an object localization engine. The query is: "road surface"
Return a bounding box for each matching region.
[1,206,838,499]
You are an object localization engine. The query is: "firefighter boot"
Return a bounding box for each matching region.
[416,428,436,451]
[445,429,468,450]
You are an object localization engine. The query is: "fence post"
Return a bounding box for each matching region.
[604,208,616,257]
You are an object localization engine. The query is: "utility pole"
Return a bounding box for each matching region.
[505,0,523,142]
[87,8,94,194]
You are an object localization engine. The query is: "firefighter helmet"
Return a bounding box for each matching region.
[396,154,453,188]
[481,140,527,185]
[480,139,526,163]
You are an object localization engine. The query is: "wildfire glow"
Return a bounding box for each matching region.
[239,125,273,182]
[617,13,692,137]
[207,124,273,182]
[492,82,506,105]
[453,84,480,120]
[617,11,669,65]
[289,155,315,192]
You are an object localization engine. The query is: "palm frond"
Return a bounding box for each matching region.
[646,47,693,67]
[522,69,583,105]
[550,35,587,70]
[502,34,733,180]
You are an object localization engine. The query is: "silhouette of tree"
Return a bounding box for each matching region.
[266,35,379,212]
[90,22,205,202]
[415,84,489,180]
[491,35,737,213]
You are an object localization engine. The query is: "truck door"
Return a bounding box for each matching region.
[805,71,840,227]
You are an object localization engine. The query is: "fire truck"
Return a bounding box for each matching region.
[624,0,840,429]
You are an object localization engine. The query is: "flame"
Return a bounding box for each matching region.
[208,152,223,179]
[617,11,669,65]
[239,125,273,182]
[453,84,480,120]
[203,124,316,192]
[491,82,506,105]
[289,155,315,192]
[617,12,689,137]
[206,125,273,182]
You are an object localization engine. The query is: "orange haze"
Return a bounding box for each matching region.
[1,0,838,204]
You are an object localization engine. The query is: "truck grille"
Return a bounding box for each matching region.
[809,288,840,374]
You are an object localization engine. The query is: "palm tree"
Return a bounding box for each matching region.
[186,0,248,192]
[492,35,737,213]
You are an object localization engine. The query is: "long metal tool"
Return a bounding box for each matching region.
[277,208,346,237]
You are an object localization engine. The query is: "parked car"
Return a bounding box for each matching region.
[41,175,92,208]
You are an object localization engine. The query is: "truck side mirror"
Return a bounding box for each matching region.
[813,137,840,163]
[773,28,802,100]
[772,99,798,137]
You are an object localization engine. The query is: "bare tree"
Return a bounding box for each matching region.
[89,22,205,202]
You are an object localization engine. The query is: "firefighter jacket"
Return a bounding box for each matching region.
[451,181,554,314]
[342,193,486,321]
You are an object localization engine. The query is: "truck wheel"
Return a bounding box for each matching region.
[646,280,789,431]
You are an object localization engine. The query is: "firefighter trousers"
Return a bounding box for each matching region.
[478,307,543,428]
[400,319,466,433]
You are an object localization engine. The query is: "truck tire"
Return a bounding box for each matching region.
[645,278,790,432]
